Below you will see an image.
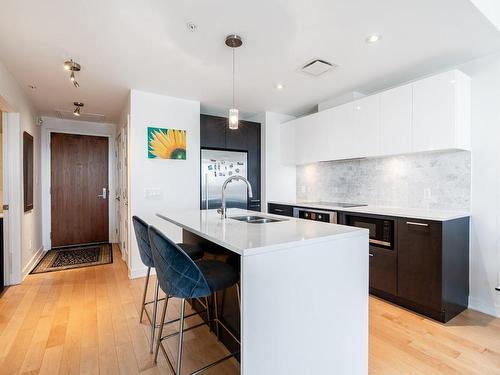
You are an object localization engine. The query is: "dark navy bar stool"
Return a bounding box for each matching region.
[132,216,204,353]
[148,225,240,375]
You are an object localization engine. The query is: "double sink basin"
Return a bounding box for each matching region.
[230,215,287,224]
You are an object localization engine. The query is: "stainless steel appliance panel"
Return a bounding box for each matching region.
[201,149,248,210]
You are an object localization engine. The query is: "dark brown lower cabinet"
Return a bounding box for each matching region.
[397,219,442,312]
[395,217,469,323]
[369,248,397,296]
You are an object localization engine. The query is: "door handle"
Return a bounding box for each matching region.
[98,188,108,199]
[115,196,121,201]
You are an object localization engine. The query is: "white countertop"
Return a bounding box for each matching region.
[156,208,367,256]
[269,201,470,221]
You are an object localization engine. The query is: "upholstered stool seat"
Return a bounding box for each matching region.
[197,260,239,292]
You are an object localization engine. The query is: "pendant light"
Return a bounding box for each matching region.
[225,34,242,130]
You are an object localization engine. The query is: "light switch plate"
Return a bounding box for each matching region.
[144,188,162,200]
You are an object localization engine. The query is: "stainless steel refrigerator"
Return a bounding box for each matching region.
[201,149,248,210]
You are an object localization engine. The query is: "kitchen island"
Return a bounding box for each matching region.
[157,209,369,375]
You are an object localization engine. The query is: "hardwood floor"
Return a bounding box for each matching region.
[0,245,499,374]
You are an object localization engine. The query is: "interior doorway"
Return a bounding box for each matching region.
[50,133,109,248]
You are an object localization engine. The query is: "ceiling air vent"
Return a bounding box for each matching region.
[55,109,106,123]
[300,59,337,77]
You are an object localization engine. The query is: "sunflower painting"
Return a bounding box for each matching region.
[147,127,187,160]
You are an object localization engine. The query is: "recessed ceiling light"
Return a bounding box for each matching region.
[275,84,284,90]
[366,34,382,44]
[186,22,197,32]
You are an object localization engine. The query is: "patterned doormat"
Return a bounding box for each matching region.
[31,243,113,274]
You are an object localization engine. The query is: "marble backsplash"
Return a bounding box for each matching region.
[296,150,471,211]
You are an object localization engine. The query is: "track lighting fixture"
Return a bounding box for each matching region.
[64,59,81,87]
[73,102,84,116]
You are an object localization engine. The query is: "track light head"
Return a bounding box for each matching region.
[65,59,81,87]
[73,102,84,116]
[64,59,81,72]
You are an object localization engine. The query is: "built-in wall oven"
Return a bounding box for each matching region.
[345,215,394,250]
[293,207,337,223]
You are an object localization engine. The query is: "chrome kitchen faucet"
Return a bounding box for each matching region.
[218,176,253,219]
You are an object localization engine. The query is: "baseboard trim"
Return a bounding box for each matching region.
[128,266,155,279]
[468,296,500,318]
[22,246,46,280]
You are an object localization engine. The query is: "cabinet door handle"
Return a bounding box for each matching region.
[273,208,284,213]
[369,253,374,257]
[406,221,428,227]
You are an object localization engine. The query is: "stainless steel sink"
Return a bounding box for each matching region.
[230,215,287,224]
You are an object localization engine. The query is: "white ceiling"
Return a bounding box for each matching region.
[1,0,500,123]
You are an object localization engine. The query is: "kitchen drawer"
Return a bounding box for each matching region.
[268,203,294,217]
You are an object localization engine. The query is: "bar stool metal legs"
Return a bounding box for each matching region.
[139,266,151,323]
[176,299,187,375]
[150,280,160,353]
[236,283,241,307]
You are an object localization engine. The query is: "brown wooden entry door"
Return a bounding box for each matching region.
[51,133,109,248]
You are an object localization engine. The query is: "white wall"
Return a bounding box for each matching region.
[0,59,42,282]
[128,90,200,278]
[40,117,117,250]
[457,53,500,317]
[256,112,297,209]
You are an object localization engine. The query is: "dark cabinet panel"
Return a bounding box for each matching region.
[369,247,397,296]
[200,115,226,149]
[397,219,442,312]
[226,120,249,150]
[245,121,261,205]
[268,203,294,217]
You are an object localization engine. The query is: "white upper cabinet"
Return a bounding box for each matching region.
[326,102,354,160]
[379,84,412,156]
[412,70,470,152]
[282,69,470,165]
[352,95,380,157]
[293,111,329,165]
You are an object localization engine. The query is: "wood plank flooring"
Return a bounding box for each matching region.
[0,245,499,374]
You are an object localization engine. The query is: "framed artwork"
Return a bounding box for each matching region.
[23,131,34,212]
[147,127,187,160]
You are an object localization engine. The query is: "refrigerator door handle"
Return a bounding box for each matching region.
[205,173,209,210]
